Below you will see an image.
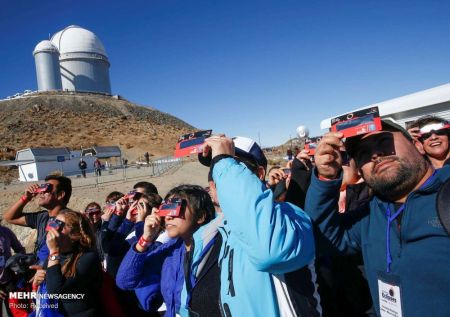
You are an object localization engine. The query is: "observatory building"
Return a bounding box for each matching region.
[33,25,111,94]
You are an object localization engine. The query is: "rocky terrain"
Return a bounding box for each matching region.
[0,91,196,182]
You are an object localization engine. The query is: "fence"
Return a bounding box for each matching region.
[1,156,184,189]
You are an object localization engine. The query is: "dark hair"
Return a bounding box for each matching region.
[84,202,101,212]
[140,193,163,209]
[133,181,158,195]
[45,174,72,206]
[164,185,215,225]
[105,191,124,203]
[407,115,447,130]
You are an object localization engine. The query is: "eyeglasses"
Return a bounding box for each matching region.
[350,132,396,168]
[418,128,448,143]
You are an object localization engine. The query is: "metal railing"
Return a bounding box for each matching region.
[0,156,184,188]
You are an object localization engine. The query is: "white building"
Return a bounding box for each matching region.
[320,83,450,130]
[14,146,122,182]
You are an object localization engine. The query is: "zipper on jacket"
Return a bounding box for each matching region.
[218,227,229,269]
[227,249,235,297]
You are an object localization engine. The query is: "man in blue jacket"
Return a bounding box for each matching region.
[203,135,319,317]
[305,120,450,317]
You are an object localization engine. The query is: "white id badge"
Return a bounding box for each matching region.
[378,279,403,317]
[0,256,5,268]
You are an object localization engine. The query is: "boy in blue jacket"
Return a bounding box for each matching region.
[305,119,450,317]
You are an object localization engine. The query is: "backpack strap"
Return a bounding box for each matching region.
[436,177,450,235]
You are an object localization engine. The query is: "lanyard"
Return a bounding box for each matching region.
[385,170,436,273]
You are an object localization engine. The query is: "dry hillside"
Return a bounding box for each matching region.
[0,91,196,181]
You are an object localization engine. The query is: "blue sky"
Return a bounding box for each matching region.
[2,0,450,146]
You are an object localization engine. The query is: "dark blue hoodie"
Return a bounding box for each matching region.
[305,166,450,317]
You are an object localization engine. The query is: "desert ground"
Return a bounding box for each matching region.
[0,161,209,251]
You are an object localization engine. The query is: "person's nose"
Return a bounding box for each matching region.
[428,132,439,141]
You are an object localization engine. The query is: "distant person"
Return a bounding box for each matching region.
[3,175,72,265]
[79,158,87,178]
[144,152,150,165]
[94,158,102,176]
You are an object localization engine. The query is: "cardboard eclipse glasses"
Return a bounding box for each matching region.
[158,198,184,217]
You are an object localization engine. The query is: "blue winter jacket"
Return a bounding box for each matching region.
[117,211,223,317]
[116,238,185,316]
[210,157,316,316]
[305,166,450,317]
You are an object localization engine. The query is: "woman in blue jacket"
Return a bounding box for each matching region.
[116,185,218,317]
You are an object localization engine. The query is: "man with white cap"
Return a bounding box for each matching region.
[199,135,321,317]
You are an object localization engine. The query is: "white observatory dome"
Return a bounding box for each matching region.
[33,40,59,55]
[50,25,108,57]
[34,25,112,94]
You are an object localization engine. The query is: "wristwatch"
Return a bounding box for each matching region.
[49,254,60,261]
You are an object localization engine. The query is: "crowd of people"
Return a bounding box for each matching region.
[0,114,448,317]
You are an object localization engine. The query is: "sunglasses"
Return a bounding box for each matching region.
[86,208,101,215]
[418,128,448,143]
[350,132,396,168]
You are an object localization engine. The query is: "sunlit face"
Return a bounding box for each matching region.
[357,131,428,201]
[38,179,61,208]
[163,197,198,240]
[420,130,449,160]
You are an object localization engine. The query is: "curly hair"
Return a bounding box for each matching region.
[58,209,96,278]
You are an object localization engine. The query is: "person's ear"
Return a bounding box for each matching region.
[56,190,66,202]
[414,139,426,155]
[196,214,206,225]
[257,166,266,181]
